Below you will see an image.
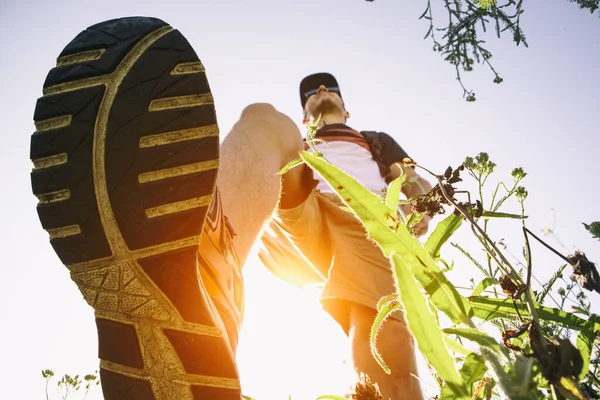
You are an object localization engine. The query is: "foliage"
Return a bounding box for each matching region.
[365,0,600,100]
[584,222,600,241]
[42,369,99,400]
[299,130,599,399]
[44,146,600,400]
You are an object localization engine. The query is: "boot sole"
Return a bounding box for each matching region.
[30,16,240,400]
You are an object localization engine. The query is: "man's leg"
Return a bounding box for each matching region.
[30,16,306,400]
[218,103,308,265]
[315,195,423,399]
[348,303,422,400]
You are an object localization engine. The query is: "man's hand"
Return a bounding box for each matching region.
[399,204,431,237]
[413,214,431,237]
[391,164,434,237]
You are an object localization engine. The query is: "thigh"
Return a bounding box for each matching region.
[218,103,305,266]
[318,194,402,332]
[264,190,333,283]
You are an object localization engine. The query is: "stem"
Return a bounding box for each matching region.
[592,345,600,387]
[521,226,533,296]
[532,274,563,310]
[523,228,572,265]
[489,181,502,211]
[471,224,512,279]
[414,163,522,281]
[482,178,495,277]
[477,175,484,207]
[550,383,559,400]
[435,169,546,354]
[500,239,565,309]
[492,182,518,213]
[524,292,543,338]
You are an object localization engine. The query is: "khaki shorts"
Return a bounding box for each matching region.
[259,190,402,333]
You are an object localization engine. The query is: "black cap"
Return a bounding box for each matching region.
[299,72,342,109]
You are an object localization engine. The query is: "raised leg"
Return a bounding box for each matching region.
[218,102,307,265]
[28,17,310,400]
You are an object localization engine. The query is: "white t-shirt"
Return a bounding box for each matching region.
[304,124,411,197]
[311,141,387,195]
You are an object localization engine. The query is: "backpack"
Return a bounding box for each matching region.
[360,131,393,184]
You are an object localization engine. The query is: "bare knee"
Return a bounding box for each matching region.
[240,102,278,117]
[237,102,303,163]
[240,102,296,130]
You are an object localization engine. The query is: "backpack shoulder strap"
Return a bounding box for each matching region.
[360,131,393,183]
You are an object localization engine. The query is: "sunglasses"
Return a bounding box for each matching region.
[303,86,341,98]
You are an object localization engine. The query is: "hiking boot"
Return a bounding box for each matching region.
[30,16,244,400]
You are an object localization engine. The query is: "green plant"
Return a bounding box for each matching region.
[584,222,600,241]
[42,369,99,400]
[367,0,599,100]
[297,137,599,399]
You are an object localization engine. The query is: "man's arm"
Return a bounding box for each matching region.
[375,131,433,197]
[389,163,433,198]
[389,163,433,237]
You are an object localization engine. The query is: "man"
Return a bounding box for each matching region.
[260,73,432,400]
[30,16,430,400]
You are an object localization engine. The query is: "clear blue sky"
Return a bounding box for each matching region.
[0,1,598,399]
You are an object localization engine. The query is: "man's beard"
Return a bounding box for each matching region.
[308,97,342,117]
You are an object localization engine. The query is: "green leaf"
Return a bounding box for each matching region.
[302,147,470,396]
[405,212,424,228]
[468,296,600,333]
[482,349,519,398]
[370,298,401,374]
[480,211,527,219]
[385,173,405,210]
[583,221,600,240]
[444,336,473,356]
[440,353,487,400]
[558,377,586,400]
[504,355,540,399]
[277,158,303,175]
[443,328,508,358]
[425,213,463,262]
[576,329,597,380]
[424,25,434,39]
[440,258,455,272]
[300,151,403,254]
[398,194,423,205]
[536,264,568,304]
[419,269,474,326]
[452,242,489,278]
[377,293,399,311]
[391,253,468,398]
[470,278,499,297]
[299,151,473,325]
